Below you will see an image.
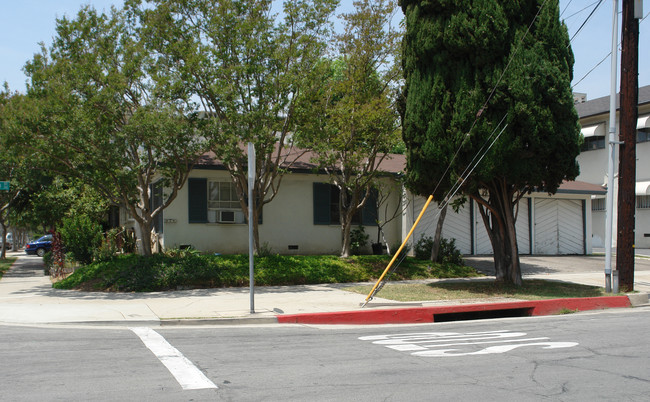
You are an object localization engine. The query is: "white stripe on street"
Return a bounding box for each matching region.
[130,327,217,390]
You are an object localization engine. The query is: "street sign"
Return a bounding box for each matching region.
[0,181,9,191]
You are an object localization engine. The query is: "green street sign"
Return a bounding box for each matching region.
[0,181,10,191]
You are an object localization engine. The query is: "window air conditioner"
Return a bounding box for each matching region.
[219,210,236,223]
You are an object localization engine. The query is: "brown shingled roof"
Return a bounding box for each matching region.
[196,145,406,174]
[556,180,607,195]
[196,147,603,194]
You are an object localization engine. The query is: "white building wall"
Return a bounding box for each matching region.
[160,170,403,255]
[576,103,650,250]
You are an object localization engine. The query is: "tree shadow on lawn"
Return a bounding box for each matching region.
[464,254,609,276]
[427,279,606,300]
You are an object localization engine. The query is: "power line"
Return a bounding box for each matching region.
[568,0,604,44]
[560,0,574,18]
[563,1,601,21]
[572,10,648,89]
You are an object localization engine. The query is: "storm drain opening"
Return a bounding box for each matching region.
[433,307,533,323]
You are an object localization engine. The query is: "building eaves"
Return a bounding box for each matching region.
[575,84,650,119]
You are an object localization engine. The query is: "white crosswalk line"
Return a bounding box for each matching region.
[130,327,217,390]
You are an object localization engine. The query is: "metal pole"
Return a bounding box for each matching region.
[248,142,255,313]
[363,194,434,306]
[604,0,619,293]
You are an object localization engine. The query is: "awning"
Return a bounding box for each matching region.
[581,123,605,137]
[636,181,650,195]
[638,115,650,130]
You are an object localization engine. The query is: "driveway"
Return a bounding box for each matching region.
[464,253,650,292]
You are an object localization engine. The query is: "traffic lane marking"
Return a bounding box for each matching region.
[130,327,217,390]
[359,330,578,357]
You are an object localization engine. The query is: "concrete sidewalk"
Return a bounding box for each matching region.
[0,252,648,326]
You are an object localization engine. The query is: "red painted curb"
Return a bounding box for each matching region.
[275,296,631,325]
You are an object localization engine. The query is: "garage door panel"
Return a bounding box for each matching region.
[442,206,472,254]
[534,199,584,255]
[475,213,493,255]
[412,196,436,243]
[412,196,472,255]
[535,199,558,254]
[515,200,530,254]
[558,200,583,254]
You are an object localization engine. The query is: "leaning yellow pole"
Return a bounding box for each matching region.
[363,194,434,305]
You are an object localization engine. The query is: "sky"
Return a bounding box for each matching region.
[1,0,648,101]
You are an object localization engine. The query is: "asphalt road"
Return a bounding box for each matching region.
[1,308,649,401]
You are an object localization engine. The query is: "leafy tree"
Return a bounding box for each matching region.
[59,214,103,266]
[0,89,23,258]
[0,88,48,257]
[17,5,214,255]
[298,0,402,257]
[400,1,580,285]
[133,0,337,251]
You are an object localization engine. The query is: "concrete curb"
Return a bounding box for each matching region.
[627,292,649,306]
[160,317,279,326]
[276,296,634,325]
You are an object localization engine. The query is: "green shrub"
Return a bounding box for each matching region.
[414,234,434,260]
[256,242,275,257]
[438,238,464,265]
[390,242,411,260]
[59,215,103,266]
[350,226,369,255]
[165,246,202,259]
[42,251,53,275]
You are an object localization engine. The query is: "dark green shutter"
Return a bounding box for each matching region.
[188,178,208,223]
[362,188,378,226]
[313,182,331,225]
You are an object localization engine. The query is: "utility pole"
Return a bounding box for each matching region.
[616,0,640,293]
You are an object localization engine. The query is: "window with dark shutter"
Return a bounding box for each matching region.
[362,188,379,226]
[313,182,378,226]
[188,178,208,223]
[313,182,331,225]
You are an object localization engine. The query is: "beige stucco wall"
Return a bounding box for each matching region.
[158,169,403,255]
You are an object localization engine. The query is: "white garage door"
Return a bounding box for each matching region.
[441,203,472,254]
[474,199,530,255]
[412,197,472,255]
[534,199,584,255]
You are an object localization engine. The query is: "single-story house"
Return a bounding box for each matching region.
[120,146,605,256]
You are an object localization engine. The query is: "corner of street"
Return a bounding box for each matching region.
[0,251,649,326]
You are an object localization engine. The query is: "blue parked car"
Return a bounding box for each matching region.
[25,234,53,257]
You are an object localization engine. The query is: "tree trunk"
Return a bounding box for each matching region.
[340,219,352,258]
[0,221,6,260]
[136,219,154,256]
[472,180,522,286]
[252,205,261,253]
[430,204,448,262]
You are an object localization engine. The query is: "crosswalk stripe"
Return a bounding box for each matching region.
[130,327,217,390]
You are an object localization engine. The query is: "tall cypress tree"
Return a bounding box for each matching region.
[400,0,580,285]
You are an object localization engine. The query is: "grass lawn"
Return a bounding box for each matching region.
[0,257,17,279]
[344,279,608,302]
